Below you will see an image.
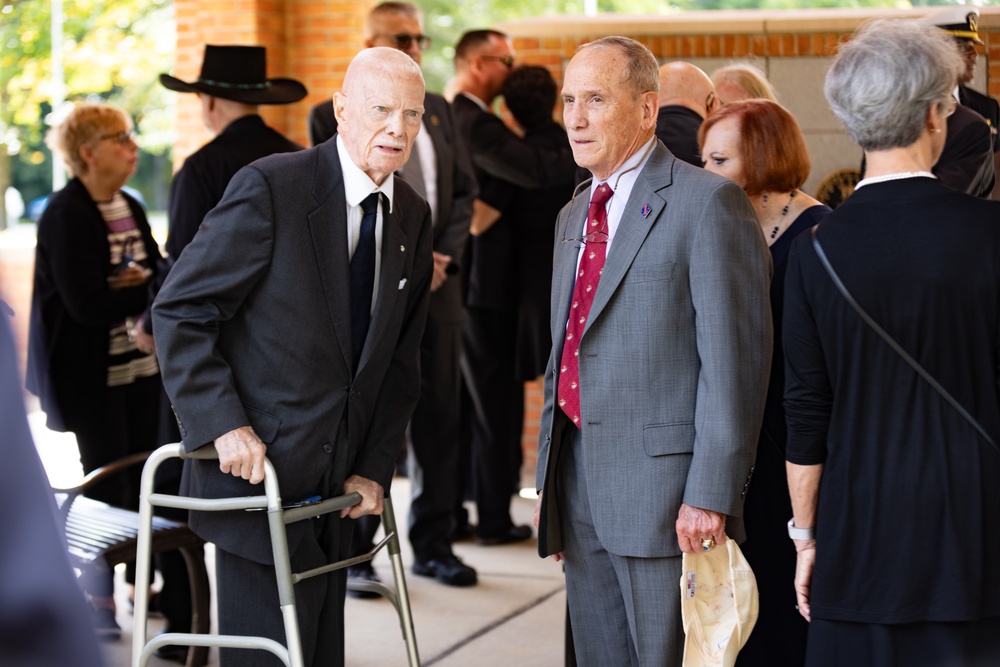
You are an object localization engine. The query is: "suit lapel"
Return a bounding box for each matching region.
[306,140,353,372]
[551,190,592,361]
[585,145,674,335]
[422,95,449,233]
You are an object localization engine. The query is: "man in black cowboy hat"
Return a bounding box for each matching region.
[160,45,306,260]
[928,6,1000,199]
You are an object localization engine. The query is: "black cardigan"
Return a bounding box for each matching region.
[27,177,161,432]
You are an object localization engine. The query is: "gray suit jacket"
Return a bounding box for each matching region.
[536,141,772,559]
[153,139,434,564]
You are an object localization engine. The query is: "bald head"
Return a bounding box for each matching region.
[658,61,717,119]
[335,47,425,185]
[342,46,424,96]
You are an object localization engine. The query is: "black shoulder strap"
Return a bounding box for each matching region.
[810,225,998,453]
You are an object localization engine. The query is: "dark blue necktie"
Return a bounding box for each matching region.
[350,192,379,372]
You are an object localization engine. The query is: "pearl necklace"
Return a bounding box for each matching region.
[855,171,936,190]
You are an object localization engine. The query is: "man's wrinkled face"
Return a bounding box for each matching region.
[561,47,657,181]
[335,66,425,185]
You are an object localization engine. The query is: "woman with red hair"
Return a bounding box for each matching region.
[699,98,830,667]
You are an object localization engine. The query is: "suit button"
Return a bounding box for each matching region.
[322,443,333,454]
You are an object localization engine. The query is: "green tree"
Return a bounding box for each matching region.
[0,0,175,228]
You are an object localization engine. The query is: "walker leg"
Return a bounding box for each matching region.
[382,496,420,666]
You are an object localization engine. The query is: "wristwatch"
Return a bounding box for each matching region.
[787,518,815,540]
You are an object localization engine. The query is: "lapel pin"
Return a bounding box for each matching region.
[400,245,405,252]
[430,115,440,127]
[641,203,652,218]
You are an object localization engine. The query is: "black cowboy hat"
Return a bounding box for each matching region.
[159,45,307,104]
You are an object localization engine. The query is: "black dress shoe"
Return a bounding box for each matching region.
[347,562,382,599]
[477,524,533,546]
[153,643,188,664]
[412,554,478,587]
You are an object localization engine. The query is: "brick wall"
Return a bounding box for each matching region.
[501,8,1000,96]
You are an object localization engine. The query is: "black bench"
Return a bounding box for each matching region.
[54,452,211,667]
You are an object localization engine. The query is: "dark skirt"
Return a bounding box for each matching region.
[806,616,1000,667]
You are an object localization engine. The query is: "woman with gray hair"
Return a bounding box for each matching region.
[783,19,1000,667]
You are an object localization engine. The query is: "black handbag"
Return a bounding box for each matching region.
[810,225,998,453]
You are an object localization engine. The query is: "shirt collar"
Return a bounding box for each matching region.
[592,136,657,193]
[336,134,395,212]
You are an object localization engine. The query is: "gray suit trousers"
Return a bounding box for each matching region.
[560,425,684,667]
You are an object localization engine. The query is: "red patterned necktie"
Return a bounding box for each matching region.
[558,182,613,428]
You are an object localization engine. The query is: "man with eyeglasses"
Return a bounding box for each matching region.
[309,1,481,590]
[927,6,999,199]
[654,61,719,168]
[450,29,578,550]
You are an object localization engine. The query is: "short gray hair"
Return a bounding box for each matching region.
[577,36,659,98]
[824,19,963,151]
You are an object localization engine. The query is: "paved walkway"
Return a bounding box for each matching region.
[30,410,567,667]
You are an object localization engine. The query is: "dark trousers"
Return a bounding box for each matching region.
[74,375,160,510]
[216,511,352,667]
[407,315,462,560]
[461,306,521,537]
[73,375,160,597]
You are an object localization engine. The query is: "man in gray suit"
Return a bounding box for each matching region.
[153,47,432,667]
[534,37,772,665]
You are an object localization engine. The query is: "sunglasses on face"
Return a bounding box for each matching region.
[374,33,431,50]
[480,55,515,69]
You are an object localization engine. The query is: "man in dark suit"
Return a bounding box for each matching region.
[534,37,771,664]
[655,61,718,167]
[153,47,433,667]
[935,103,995,197]
[307,0,479,589]
[928,6,1000,199]
[451,29,576,546]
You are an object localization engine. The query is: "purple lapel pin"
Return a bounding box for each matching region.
[640,203,652,218]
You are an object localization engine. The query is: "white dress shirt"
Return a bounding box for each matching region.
[337,135,395,314]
